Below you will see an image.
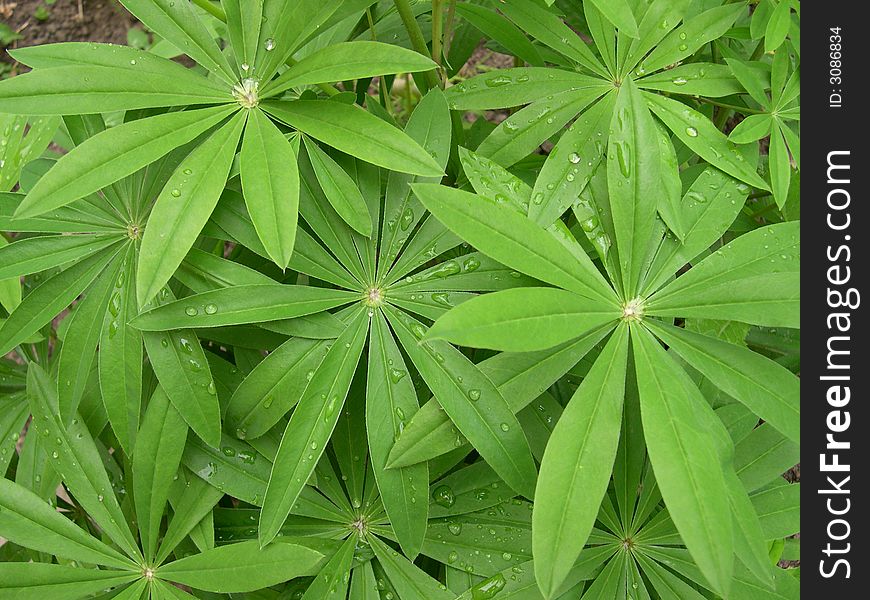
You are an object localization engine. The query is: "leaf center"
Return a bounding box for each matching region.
[232,78,260,108]
[621,297,645,322]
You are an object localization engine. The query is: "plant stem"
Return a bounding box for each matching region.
[698,97,765,116]
[366,7,394,114]
[392,0,442,91]
[442,0,457,67]
[432,0,444,68]
[191,0,225,22]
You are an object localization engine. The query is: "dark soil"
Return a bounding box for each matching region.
[1,0,135,73]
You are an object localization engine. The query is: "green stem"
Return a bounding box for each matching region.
[392,0,441,91]
[432,0,444,69]
[366,7,394,114]
[191,0,225,21]
[442,0,457,65]
[698,97,765,116]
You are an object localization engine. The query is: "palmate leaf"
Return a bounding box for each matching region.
[264,41,437,97]
[303,136,372,236]
[132,386,188,562]
[131,284,358,330]
[384,306,537,500]
[0,477,136,570]
[367,312,428,558]
[259,309,369,546]
[0,242,122,356]
[240,108,300,268]
[0,233,119,279]
[388,326,613,467]
[26,364,142,561]
[298,536,356,600]
[140,288,221,448]
[99,244,143,452]
[647,321,799,443]
[631,326,733,596]
[411,184,615,304]
[532,326,629,598]
[15,104,237,219]
[608,76,661,296]
[117,0,236,82]
[137,111,247,307]
[646,221,799,327]
[425,287,619,352]
[0,563,138,600]
[157,540,325,593]
[262,100,444,177]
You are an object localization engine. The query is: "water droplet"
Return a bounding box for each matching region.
[685,126,698,137]
[468,389,481,401]
[170,188,181,198]
[448,522,463,536]
[470,573,506,599]
[485,74,512,88]
[499,423,510,432]
[672,77,688,86]
[185,306,198,316]
[569,152,581,164]
[433,485,455,508]
[389,368,407,384]
[264,38,275,51]
[204,303,218,315]
[463,257,481,272]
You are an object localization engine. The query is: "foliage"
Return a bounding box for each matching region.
[0,0,800,599]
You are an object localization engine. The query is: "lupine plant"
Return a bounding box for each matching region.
[0,0,799,599]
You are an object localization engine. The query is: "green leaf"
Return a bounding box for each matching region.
[367,312,428,557]
[240,108,300,268]
[27,363,142,560]
[0,477,136,569]
[385,306,537,499]
[158,540,324,593]
[0,234,118,279]
[0,236,21,313]
[259,309,368,546]
[637,63,743,98]
[300,537,356,600]
[642,167,751,295]
[132,284,357,330]
[530,93,614,227]
[133,386,188,561]
[638,3,744,74]
[647,222,799,327]
[646,321,799,443]
[496,1,608,77]
[141,289,221,448]
[221,0,262,71]
[454,4,543,67]
[769,122,792,209]
[262,100,443,176]
[303,137,372,236]
[157,473,223,564]
[729,114,773,144]
[118,0,236,82]
[0,64,229,115]
[412,183,615,304]
[388,326,612,467]
[645,93,769,191]
[631,326,733,595]
[444,68,602,110]
[533,325,628,598]
[608,77,661,295]
[0,564,138,600]
[478,87,609,169]
[0,243,120,356]
[57,247,125,420]
[764,0,792,51]
[426,287,619,352]
[264,41,436,97]
[99,244,143,452]
[369,536,455,600]
[16,105,237,219]
[137,111,246,307]
[725,470,776,590]
[225,335,331,440]
[588,0,639,37]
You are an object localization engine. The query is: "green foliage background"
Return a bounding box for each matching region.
[0,0,800,599]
